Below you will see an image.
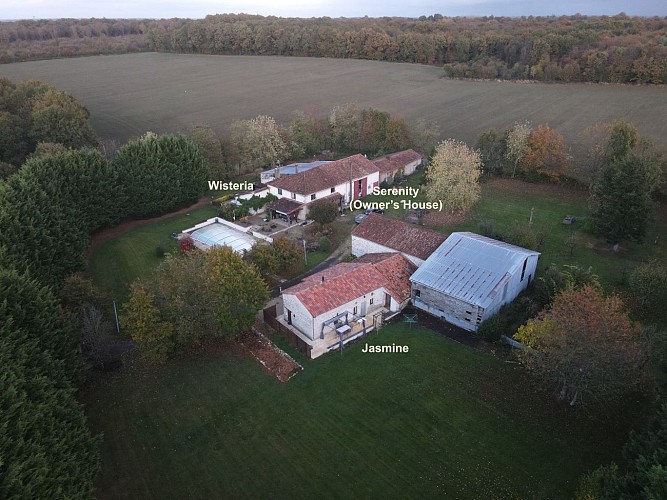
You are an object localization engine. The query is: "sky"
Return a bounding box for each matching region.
[2,0,665,20]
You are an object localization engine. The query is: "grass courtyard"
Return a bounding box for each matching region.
[85,323,624,499]
[89,205,218,302]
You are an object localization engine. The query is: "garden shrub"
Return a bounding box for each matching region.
[318,236,332,253]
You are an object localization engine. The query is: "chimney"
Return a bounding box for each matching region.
[295,163,299,174]
[275,165,281,179]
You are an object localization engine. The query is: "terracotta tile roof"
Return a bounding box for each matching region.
[372,149,422,174]
[266,198,303,215]
[308,192,342,206]
[269,154,378,195]
[282,253,414,317]
[352,213,448,261]
[355,253,417,303]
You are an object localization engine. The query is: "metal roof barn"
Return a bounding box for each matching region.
[410,232,540,309]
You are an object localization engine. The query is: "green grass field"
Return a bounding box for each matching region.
[85,323,625,499]
[364,173,667,287]
[89,205,217,302]
[1,53,666,159]
[458,179,667,287]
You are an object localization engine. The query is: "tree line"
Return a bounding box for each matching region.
[190,103,438,179]
[0,79,210,497]
[2,14,666,84]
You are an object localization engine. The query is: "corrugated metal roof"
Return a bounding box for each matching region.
[409,232,540,308]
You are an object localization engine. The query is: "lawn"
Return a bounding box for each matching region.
[89,205,218,302]
[85,322,624,499]
[453,178,667,287]
[365,173,666,287]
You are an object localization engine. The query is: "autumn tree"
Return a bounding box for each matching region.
[515,285,648,407]
[521,123,569,181]
[271,236,303,272]
[246,242,279,277]
[29,88,97,148]
[288,109,323,158]
[628,260,667,322]
[308,199,339,227]
[505,121,531,178]
[122,281,174,362]
[27,141,69,160]
[412,117,440,156]
[475,128,506,175]
[424,139,481,213]
[123,247,268,361]
[188,123,230,180]
[329,102,361,154]
[229,115,288,172]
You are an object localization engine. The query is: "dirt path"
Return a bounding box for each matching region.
[86,197,212,263]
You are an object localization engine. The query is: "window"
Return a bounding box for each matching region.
[291,193,296,199]
[311,193,316,201]
[520,258,528,282]
[277,188,282,195]
[415,289,421,297]
[370,298,374,305]
[330,187,335,193]
[353,305,358,315]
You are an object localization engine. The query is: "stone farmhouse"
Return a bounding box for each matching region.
[371,149,423,185]
[279,253,416,359]
[351,212,448,266]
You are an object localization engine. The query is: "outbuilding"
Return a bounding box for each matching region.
[409,232,539,331]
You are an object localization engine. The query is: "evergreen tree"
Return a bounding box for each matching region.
[0,150,123,286]
[0,268,100,498]
[114,133,207,218]
[590,151,661,246]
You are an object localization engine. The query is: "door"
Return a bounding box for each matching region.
[384,293,391,308]
[360,301,367,317]
[287,309,292,325]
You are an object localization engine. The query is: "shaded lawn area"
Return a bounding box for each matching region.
[88,205,218,302]
[85,323,625,499]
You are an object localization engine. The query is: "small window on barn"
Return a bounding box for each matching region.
[278,188,283,195]
[311,193,316,201]
[291,193,296,199]
[370,298,374,305]
[353,305,358,315]
[331,187,335,193]
[415,289,421,297]
[521,258,528,282]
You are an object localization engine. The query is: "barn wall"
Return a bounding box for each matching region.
[482,254,539,321]
[411,284,483,332]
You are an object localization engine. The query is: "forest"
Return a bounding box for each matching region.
[1,14,666,84]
